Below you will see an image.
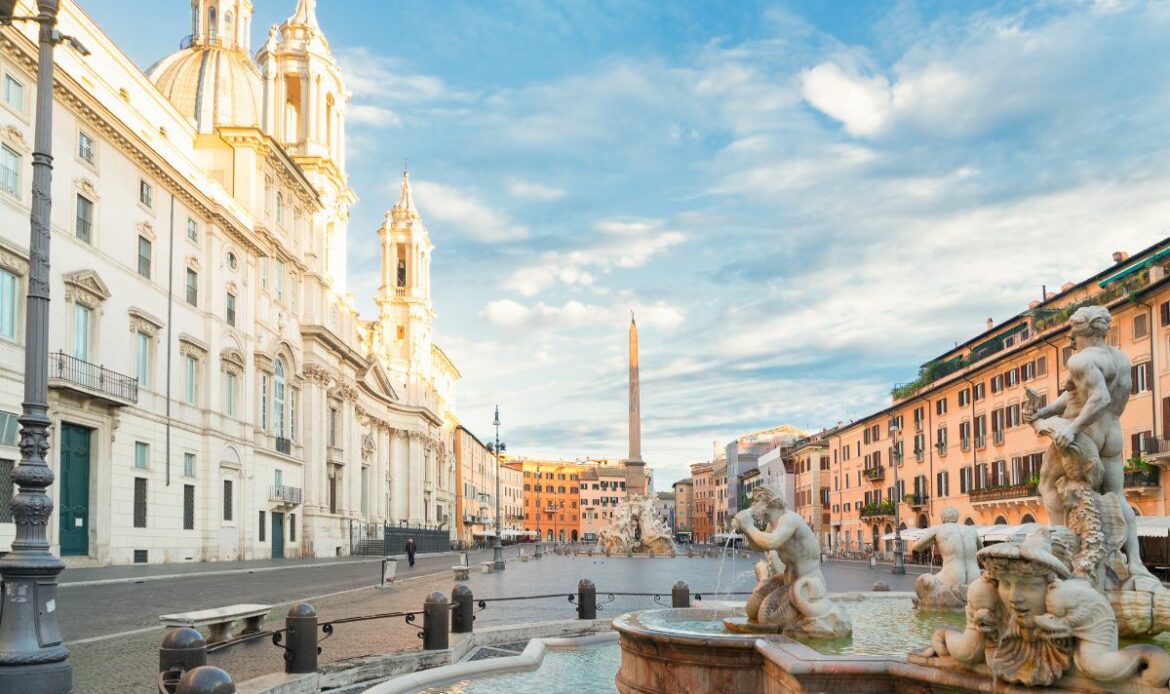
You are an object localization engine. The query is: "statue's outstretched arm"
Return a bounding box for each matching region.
[911,530,936,555]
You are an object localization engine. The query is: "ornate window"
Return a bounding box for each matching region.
[273,357,286,437]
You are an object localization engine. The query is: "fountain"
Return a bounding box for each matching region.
[612,307,1170,693]
[596,495,675,555]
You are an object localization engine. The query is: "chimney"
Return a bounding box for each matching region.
[1060,282,1075,292]
[1028,300,1040,309]
[986,318,994,330]
[1113,251,1130,263]
[1045,291,1057,300]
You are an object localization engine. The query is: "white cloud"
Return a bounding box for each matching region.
[335,47,459,103]
[482,299,685,330]
[410,180,529,242]
[507,180,567,201]
[800,62,892,137]
[348,104,402,128]
[503,219,686,296]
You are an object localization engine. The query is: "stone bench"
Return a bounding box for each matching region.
[159,603,272,644]
[452,565,471,580]
[480,561,495,574]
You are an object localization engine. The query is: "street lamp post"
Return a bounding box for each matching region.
[0,3,88,691]
[489,406,506,571]
[889,416,905,575]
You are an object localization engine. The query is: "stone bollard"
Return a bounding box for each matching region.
[872,581,890,592]
[283,602,318,675]
[672,581,691,608]
[451,584,474,634]
[176,665,236,694]
[423,592,450,650]
[577,579,597,620]
[160,627,207,680]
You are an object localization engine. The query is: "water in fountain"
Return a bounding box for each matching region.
[714,536,734,598]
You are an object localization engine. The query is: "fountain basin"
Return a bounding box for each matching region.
[614,600,1170,694]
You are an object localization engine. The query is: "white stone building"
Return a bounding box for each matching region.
[0,0,460,565]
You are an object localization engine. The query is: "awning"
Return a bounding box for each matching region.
[1098,247,1170,288]
[1137,516,1170,538]
[879,528,930,542]
[978,522,1043,543]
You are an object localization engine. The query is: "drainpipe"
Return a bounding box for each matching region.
[165,195,175,486]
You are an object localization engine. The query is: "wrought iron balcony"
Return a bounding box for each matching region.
[269,485,303,505]
[275,437,292,455]
[48,351,138,405]
[906,493,928,508]
[968,482,1038,503]
[863,466,885,482]
[1124,468,1160,488]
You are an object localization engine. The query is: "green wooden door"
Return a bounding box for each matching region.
[271,511,284,559]
[59,423,91,556]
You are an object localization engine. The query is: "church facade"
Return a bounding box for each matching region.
[0,0,460,565]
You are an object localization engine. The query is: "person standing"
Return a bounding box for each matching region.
[405,538,417,568]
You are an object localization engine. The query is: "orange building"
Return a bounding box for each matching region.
[690,462,715,543]
[812,241,1170,556]
[673,478,693,537]
[510,458,590,542]
[579,466,628,540]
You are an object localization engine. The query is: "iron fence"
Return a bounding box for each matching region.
[349,520,453,556]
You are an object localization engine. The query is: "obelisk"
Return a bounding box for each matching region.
[625,311,647,498]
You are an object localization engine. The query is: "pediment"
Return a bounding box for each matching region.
[63,269,111,306]
[360,359,398,401]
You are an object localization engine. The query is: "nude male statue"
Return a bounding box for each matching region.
[914,506,982,586]
[1023,305,1145,578]
[731,484,849,636]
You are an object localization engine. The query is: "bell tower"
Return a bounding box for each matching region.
[375,168,434,377]
[256,0,354,290]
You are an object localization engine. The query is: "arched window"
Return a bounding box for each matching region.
[964,517,975,526]
[1020,514,1036,524]
[993,515,1007,526]
[275,192,285,225]
[224,11,234,45]
[208,6,217,40]
[273,357,286,437]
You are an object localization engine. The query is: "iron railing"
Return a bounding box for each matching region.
[1124,469,1160,488]
[863,466,885,482]
[269,485,303,504]
[49,351,138,403]
[968,482,1039,503]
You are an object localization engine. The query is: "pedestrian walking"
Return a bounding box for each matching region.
[405,538,417,568]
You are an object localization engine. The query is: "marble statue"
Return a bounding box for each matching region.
[728,483,851,638]
[912,506,981,610]
[1022,305,1170,635]
[921,529,1170,688]
[596,496,674,555]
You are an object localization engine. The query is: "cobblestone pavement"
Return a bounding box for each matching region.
[68,554,926,693]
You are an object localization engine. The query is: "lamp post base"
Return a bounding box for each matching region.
[534,538,542,559]
[0,658,72,694]
[892,543,906,575]
[492,535,506,571]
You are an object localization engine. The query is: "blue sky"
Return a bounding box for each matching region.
[86,1,1170,488]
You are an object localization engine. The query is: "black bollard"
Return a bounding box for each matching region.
[176,665,236,694]
[577,579,597,620]
[423,592,450,650]
[451,584,474,634]
[159,628,207,679]
[672,581,691,608]
[284,602,318,674]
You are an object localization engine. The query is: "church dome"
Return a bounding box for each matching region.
[148,45,263,133]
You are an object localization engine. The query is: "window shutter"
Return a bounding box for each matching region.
[1132,365,1140,395]
[1162,396,1170,438]
[1132,432,1142,454]
[1162,301,1170,326]
[1037,356,1047,376]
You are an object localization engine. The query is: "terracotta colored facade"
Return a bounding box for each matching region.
[803,242,1170,554]
[672,478,693,535]
[690,462,715,543]
[511,459,589,542]
[579,466,629,540]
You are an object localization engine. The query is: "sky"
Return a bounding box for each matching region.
[84,0,1170,489]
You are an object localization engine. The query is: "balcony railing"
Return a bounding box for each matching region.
[269,485,303,505]
[975,435,987,449]
[968,482,1038,503]
[914,449,924,462]
[961,437,971,451]
[275,437,292,455]
[937,442,947,456]
[863,466,885,482]
[49,351,138,404]
[906,493,928,508]
[1124,468,1160,488]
